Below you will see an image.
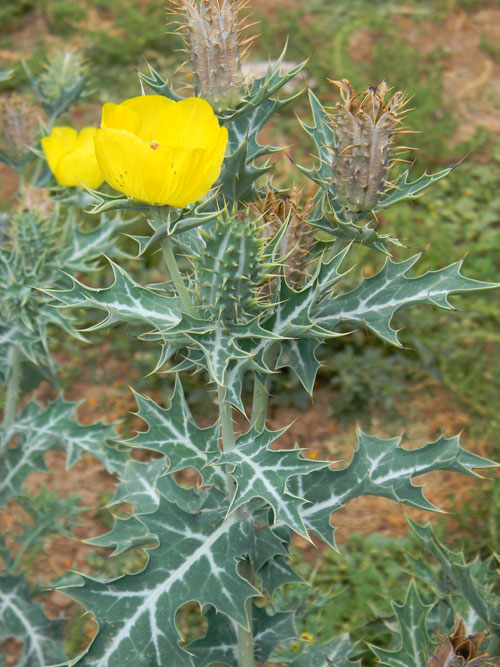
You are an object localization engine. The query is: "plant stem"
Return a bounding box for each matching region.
[250,374,268,432]
[160,238,196,317]
[10,517,50,574]
[250,343,278,433]
[217,384,255,666]
[1,346,21,459]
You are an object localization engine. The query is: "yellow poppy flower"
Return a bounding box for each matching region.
[41,127,104,189]
[94,95,228,207]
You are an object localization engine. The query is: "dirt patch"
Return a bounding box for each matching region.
[348,7,500,144]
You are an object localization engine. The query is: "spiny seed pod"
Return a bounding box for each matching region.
[330,79,411,213]
[169,0,257,111]
[38,48,88,104]
[0,93,42,166]
[9,207,59,272]
[427,619,489,666]
[254,186,315,290]
[195,211,272,322]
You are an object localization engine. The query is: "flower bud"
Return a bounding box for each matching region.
[170,0,256,111]
[330,79,409,213]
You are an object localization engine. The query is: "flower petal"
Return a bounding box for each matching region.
[185,126,228,203]
[121,95,176,144]
[41,127,78,177]
[95,128,173,204]
[101,102,140,134]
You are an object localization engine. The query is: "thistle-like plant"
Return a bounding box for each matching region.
[1,2,500,666]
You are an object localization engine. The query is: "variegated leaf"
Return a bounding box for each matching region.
[46,259,181,331]
[219,427,328,539]
[291,431,496,547]
[61,497,257,667]
[289,634,361,667]
[0,396,122,507]
[0,575,66,667]
[369,581,433,667]
[313,256,497,346]
[126,378,219,475]
[188,604,297,666]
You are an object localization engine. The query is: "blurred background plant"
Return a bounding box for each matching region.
[1,0,500,664]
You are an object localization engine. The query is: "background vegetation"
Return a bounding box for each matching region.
[1,0,500,662]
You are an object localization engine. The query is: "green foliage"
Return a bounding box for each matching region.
[0,575,67,666]
[1,2,499,665]
[0,395,123,507]
[384,149,500,430]
[1,486,84,575]
[320,342,415,418]
[277,534,411,648]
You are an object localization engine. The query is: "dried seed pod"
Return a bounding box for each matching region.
[330,79,410,213]
[0,93,43,166]
[426,619,489,666]
[254,186,315,290]
[169,0,257,110]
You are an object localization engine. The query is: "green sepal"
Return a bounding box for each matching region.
[368,580,434,667]
[291,430,496,548]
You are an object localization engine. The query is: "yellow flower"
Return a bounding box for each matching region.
[94,95,228,207]
[41,126,104,189]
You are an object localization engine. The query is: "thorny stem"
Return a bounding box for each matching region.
[1,346,21,460]
[217,384,255,667]
[160,237,197,317]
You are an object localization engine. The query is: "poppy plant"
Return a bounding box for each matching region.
[41,126,104,189]
[94,95,228,207]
